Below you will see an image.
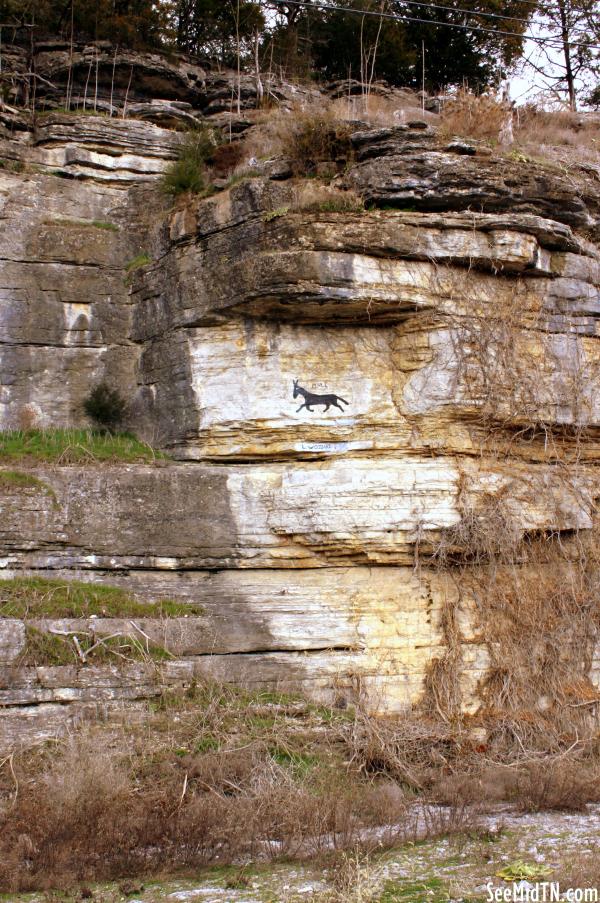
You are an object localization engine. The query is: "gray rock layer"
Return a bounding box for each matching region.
[1,99,600,749]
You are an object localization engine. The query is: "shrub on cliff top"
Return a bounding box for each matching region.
[278,109,355,177]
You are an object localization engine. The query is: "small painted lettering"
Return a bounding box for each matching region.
[298,442,349,452]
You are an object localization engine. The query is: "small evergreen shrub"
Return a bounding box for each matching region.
[83,382,126,431]
[162,125,221,195]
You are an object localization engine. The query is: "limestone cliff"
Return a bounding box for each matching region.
[1,44,600,751]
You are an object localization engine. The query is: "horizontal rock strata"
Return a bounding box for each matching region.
[1,91,600,748]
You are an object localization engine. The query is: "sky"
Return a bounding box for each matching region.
[509,20,597,110]
[509,30,563,106]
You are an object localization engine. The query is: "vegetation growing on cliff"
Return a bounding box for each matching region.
[162,124,221,195]
[83,382,127,432]
[1,679,599,894]
[0,470,55,498]
[20,625,173,667]
[0,577,202,619]
[0,429,166,464]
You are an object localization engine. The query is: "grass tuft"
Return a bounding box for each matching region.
[47,218,120,231]
[0,577,203,619]
[125,252,151,272]
[91,220,119,231]
[280,109,355,176]
[0,158,26,173]
[0,429,165,464]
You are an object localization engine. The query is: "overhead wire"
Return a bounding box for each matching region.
[395,1,535,25]
[268,0,600,49]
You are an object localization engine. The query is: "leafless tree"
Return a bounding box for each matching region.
[522,0,599,110]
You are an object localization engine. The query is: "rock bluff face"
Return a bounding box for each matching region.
[1,52,600,748]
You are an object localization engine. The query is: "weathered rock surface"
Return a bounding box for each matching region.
[0,164,140,428]
[0,565,488,747]
[0,619,25,663]
[344,126,600,239]
[0,458,596,569]
[1,79,600,749]
[2,41,318,127]
[132,181,600,460]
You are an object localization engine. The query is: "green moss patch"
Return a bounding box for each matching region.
[378,877,450,902]
[0,470,56,501]
[45,218,119,231]
[0,577,203,619]
[126,252,152,272]
[0,158,26,173]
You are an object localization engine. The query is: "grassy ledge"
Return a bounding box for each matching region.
[126,252,151,272]
[44,217,120,231]
[0,577,204,618]
[0,429,166,464]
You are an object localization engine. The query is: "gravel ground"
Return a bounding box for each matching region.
[3,806,599,903]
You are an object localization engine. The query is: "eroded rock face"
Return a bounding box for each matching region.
[0,166,140,428]
[344,126,600,238]
[1,98,600,749]
[1,40,319,129]
[0,459,595,570]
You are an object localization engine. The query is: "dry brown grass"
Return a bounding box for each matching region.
[553,848,600,892]
[513,759,600,812]
[346,709,471,792]
[439,89,600,164]
[320,850,384,903]
[254,105,355,177]
[514,105,600,164]
[209,139,246,177]
[439,89,512,142]
[290,181,364,213]
[240,90,431,178]
[0,682,480,894]
[329,90,432,126]
[2,673,597,894]
[238,89,600,188]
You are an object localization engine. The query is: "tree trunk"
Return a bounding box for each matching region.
[254,30,263,107]
[557,0,577,110]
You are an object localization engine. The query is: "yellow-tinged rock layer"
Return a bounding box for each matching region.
[1,116,600,746]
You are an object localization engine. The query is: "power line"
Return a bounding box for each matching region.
[268,0,600,49]
[400,1,534,26]
[270,0,537,22]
